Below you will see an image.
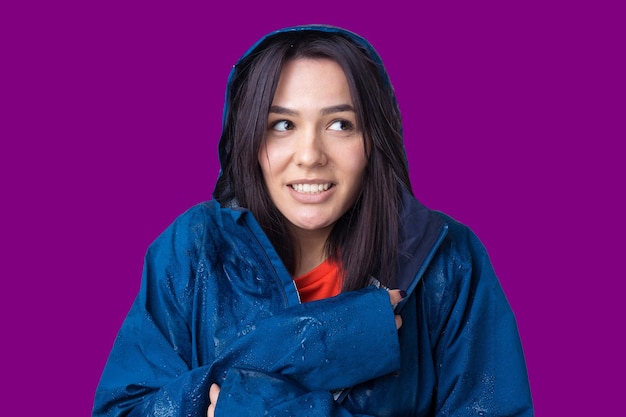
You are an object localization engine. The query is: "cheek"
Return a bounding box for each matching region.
[258,141,293,176]
[257,145,289,194]
[344,149,368,181]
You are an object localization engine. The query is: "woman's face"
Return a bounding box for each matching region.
[258,58,368,238]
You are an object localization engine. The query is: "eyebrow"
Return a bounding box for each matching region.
[269,104,355,116]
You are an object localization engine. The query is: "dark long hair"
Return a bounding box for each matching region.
[214,29,412,291]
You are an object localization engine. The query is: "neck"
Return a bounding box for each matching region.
[290,225,332,276]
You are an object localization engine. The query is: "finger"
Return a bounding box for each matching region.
[395,314,403,330]
[388,289,406,307]
[208,384,220,417]
[209,383,221,404]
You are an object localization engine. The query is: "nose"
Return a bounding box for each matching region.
[293,128,327,167]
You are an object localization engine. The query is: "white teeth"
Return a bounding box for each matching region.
[291,183,331,194]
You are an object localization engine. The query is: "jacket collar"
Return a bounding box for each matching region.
[394,188,448,311]
[217,186,447,309]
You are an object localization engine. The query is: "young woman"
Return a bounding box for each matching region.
[93,25,533,417]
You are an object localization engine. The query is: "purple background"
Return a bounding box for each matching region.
[2,1,624,415]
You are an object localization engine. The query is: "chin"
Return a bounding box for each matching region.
[290,218,335,231]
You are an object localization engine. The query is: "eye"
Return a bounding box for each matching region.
[271,120,294,132]
[328,119,355,131]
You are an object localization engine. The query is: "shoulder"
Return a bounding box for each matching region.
[168,200,220,231]
[141,201,255,292]
[419,211,500,318]
[150,201,215,244]
[432,211,491,267]
[398,192,488,275]
[146,200,246,259]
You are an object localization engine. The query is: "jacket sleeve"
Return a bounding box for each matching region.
[215,368,374,417]
[205,288,399,417]
[93,207,401,417]
[208,287,400,392]
[92,208,213,417]
[425,219,534,416]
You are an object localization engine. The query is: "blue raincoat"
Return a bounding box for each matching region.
[93,26,533,416]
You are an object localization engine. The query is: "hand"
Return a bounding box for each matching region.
[207,383,220,417]
[388,289,405,329]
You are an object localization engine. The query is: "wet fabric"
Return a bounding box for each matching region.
[93,191,533,416]
[93,24,533,416]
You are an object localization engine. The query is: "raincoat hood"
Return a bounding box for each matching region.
[222,24,395,123]
[212,24,444,301]
[214,24,402,207]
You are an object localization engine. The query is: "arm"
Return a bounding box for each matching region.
[426,221,533,416]
[208,287,401,392]
[92,237,213,417]
[94,289,398,417]
[94,206,402,416]
[208,290,404,417]
[213,369,375,417]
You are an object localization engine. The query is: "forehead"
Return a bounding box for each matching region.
[273,58,352,105]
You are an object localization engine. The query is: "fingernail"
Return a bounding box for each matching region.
[399,290,407,298]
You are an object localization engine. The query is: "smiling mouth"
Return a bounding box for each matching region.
[289,183,333,194]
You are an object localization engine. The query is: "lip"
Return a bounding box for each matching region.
[288,179,334,185]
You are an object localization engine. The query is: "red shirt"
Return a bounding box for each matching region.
[294,259,342,302]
